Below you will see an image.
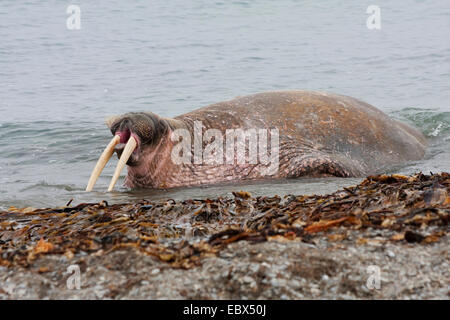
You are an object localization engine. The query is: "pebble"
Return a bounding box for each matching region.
[311,287,321,295]
[151,269,160,275]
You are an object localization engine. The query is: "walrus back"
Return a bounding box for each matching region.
[177,90,427,176]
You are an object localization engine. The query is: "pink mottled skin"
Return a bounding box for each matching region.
[124,133,175,188]
[108,91,427,189]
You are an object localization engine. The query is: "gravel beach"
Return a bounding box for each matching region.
[0,233,448,299]
[1,173,448,299]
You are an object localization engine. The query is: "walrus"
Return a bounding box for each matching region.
[85,91,427,191]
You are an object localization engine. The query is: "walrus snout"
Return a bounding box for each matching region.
[115,126,131,144]
[110,122,141,165]
[85,113,151,192]
[85,112,171,192]
[114,140,140,166]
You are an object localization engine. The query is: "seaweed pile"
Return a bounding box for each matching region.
[0,173,448,269]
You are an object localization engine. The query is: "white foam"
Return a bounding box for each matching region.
[430,123,443,137]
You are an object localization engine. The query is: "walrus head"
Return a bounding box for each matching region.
[108,112,169,165]
[86,112,169,192]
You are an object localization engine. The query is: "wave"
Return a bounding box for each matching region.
[391,107,450,139]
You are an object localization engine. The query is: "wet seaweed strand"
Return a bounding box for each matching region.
[0,172,448,269]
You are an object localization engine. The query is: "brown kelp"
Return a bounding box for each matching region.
[1,173,448,269]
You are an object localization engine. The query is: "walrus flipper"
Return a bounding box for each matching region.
[281,150,366,178]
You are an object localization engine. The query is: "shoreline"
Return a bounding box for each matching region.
[0,172,448,299]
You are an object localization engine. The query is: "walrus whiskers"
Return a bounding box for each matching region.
[86,135,120,192]
[108,136,137,192]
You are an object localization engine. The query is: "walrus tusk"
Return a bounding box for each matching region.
[85,135,121,192]
[108,136,137,192]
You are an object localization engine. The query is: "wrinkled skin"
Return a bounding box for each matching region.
[107,91,427,189]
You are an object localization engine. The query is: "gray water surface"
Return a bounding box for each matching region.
[0,0,449,209]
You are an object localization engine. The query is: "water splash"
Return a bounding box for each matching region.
[391,107,450,139]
